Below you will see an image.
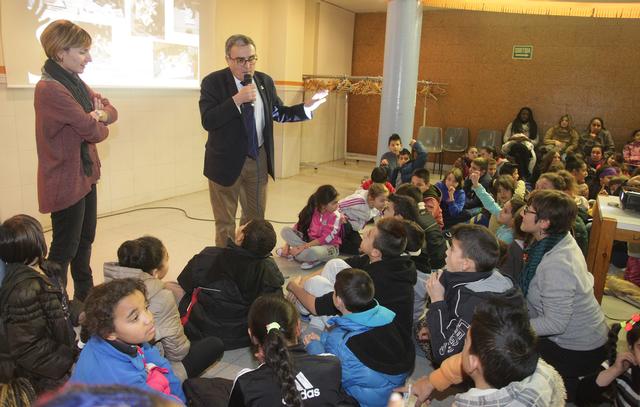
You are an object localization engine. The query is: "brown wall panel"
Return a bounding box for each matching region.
[349,10,640,162]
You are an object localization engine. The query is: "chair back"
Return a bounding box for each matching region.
[476,129,502,150]
[417,126,443,153]
[443,128,469,152]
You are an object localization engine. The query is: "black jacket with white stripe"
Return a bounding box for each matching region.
[425,270,519,365]
[227,345,357,406]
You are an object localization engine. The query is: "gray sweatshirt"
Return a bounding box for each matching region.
[526,234,607,351]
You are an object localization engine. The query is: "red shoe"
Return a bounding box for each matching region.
[624,256,640,287]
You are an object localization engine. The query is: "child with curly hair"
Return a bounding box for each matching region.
[71,278,185,403]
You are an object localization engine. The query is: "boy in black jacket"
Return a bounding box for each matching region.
[416,224,514,365]
[177,220,285,349]
[286,217,417,341]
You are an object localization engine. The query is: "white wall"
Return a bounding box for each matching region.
[0,0,355,224]
[300,1,354,164]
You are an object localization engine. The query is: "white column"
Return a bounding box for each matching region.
[376,0,423,162]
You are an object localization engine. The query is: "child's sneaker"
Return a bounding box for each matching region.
[300,260,322,270]
[625,256,640,287]
[276,247,293,260]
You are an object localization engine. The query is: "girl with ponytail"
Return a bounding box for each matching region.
[227,294,356,406]
[578,315,640,405]
[277,185,342,270]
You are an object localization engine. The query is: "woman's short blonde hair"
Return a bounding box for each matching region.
[40,20,91,61]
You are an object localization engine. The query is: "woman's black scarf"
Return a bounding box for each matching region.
[43,58,94,176]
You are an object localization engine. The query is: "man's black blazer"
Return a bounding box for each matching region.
[199,68,308,186]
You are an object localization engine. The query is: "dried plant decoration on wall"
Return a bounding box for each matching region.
[303,75,447,99]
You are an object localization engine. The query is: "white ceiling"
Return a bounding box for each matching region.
[324,0,640,14]
[324,0,388,13]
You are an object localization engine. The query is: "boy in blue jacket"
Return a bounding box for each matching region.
[388,139,428,187]
[304,268,413,407]
[71,278,186,403]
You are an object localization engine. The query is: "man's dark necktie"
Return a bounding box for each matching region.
[241,80,259,159]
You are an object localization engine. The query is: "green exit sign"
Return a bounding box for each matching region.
[513,45,533,60]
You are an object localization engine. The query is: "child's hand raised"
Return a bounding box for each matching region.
[426,270,445,303]
[381,158,389,166]
[469,171,480,187]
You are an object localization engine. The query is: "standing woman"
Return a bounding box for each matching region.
[35,20,118,301]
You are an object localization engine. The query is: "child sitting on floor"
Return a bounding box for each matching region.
[468,173,526,244]
[71,278,186,403]
[454,296,565,406]
[339,183,388,255]
[380,133,403,173]
[286,217,417,340]
[361,166,395,194]
[388,139,428,187]
[304,268,413,407]
[0,215,77,402]
[405,295,566,406]
[278,185,341,270]
[411,168,444,230]
[578,316,640,405]
[227,295,356,406]
[587,144,606,172]
[454,146,478,179]
[415,224,514,365]
[435,168,466,229]
[104,236,223,380]
[177,219,284,350]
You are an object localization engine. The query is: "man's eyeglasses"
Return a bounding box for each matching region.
[523,205,537,215]
[228,55,258,66]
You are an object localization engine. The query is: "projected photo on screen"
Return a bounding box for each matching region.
[2,0,200,88]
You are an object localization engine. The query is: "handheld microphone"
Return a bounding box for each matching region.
[243,74,254,107]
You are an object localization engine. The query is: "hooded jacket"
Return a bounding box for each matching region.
[413,210,447,272]
[177,242,284,349]
[425,270,514,365]
[71,336,185,403]
[0,263,76,395]
[306,303,413,407]
[343,254,418,339]
[104,263,190,380]
[453,359,566,407]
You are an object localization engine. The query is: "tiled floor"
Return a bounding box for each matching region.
[44,160,638,405]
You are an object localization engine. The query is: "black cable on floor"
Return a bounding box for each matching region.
[42,205,296,233]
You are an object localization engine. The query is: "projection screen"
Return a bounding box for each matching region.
[1,0,200,88]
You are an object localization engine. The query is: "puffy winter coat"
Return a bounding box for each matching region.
[178,243,284,349]
[0,263,76,395]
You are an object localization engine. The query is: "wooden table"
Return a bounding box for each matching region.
[586,195,640,303]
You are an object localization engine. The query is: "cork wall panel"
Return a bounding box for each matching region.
[349,10,640,161]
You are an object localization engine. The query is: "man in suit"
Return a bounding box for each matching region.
[200,34,327,247]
